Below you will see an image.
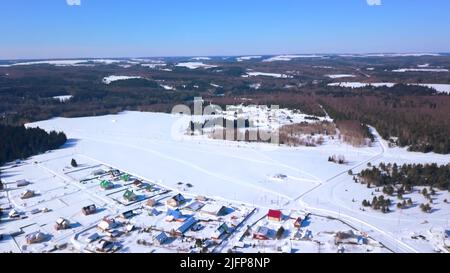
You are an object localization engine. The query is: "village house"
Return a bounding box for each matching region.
[195,195,208,202]
[120,210,135,219]
[121,174,130,182]
[148,208,160,216]
[267,209,282,222]
[95,239,113,253]
[20,190,35,199]
[154,232,169,246]
[8,209,20,218]
[82,204,97,216]
[212,223,230,239]
[294,217,302,228]
[201,204,228,217]
[185,201,205,212]
[109,169,121,177]
[176,217,197,235]
[100,180,114,190]
[145,198,158,208]
[165,209,185,222]
[26,231,46,244]
[253,226,271,240]
[55,218,71,230]
[166,193,186,207]
[132,179,143,188]
[123,190,137,202]
[84,233,100,243]
[98,218,116,232]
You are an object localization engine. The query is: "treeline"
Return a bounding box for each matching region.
[319,95,450,154]
[0,125,67,165]
[358,163,449,190]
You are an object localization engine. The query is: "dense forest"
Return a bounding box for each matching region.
[0,125,67,165]
[358,163,449,190]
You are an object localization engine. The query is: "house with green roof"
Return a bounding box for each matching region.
[123,189,137,202]
[100,180,114,190]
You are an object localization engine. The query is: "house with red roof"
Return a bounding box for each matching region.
[267,209,282,222]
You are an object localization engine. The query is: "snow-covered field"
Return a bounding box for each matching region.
[326,74,356,79]
[52,95,73,102]
[175,62,217,69]
[392,68,449,73]
[236,56,262,62]
[1,108,449,253]
[263,55,323,62]
[242,72,292,79]
[102,75,142,85]
[0,59,121,67]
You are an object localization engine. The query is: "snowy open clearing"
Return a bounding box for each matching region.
[392,68,449,73]
[236,56,262,62]
[52,95,73,102]
[1,108,449,253]
[326,74,356,79]
[242,72,293,79]
[102,76,143,85]
[175,62,217,70]
[0,59,122,67]
[263,55,324,62]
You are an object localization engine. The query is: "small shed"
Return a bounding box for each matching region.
[91,169,105,176]
[16,180,30,187]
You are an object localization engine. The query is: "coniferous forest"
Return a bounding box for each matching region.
[358,163,450,191]
[0,125,67,165]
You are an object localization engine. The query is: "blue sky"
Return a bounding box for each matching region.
[1,0,449,59]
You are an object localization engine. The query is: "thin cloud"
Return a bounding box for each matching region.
[66,0,81,6]
[367,0,382,6]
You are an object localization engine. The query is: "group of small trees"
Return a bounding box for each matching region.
[362,195,392,213]
[396,199,413,209]
[328,155,346,164]
[420,203,432,213]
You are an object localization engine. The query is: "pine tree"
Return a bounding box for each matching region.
[71,159,78,168]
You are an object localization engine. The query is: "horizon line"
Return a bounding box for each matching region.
[1,52,449,62]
